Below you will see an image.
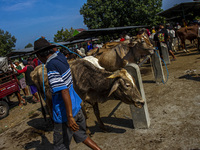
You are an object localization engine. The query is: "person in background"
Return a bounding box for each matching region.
[153,25,162,56]
[146,28,151,37]
[33,37,102,150]
[87,42,93,52]
[149,26,156,46]
[33,56,39,67]
[38,59,42,65]
[27,57,35,68]
[155,23,176,61]
[13,59,29,97]
[8,60,26,106]
[175,22,181,30]
[166,24,176,53]
[120,34,125,42]
[125,33,131,40]
[151,26,156,34]
[11,60,40,103]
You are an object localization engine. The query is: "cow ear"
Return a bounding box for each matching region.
[108,81,119,97]
[115,46,125,59]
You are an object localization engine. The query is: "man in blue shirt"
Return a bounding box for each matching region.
[33,37,101,150]
[87,41,93,52]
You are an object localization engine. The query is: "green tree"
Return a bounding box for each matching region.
[0,29,16,56]
[80,0,164,29]
[54,27,75,42]
[25,43,33,48]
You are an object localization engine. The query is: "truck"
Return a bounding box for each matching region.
[0,57,20,119]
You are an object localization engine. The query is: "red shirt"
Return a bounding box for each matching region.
[120,38,125,42]
[33,58,38,67]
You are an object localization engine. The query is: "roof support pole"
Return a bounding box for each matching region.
[181,5,187,27]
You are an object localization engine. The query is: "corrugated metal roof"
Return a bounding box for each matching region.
[67,25,148,41]
[157,2,200,19]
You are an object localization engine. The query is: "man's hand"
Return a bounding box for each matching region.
[61,89,79,132]
[67,116,79,132]
[11,63,14,68]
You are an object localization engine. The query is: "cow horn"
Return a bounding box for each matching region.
[120,68,127,74]
[107,70,121,79]
[108,80,119,97]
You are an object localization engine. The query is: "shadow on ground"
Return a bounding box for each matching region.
[88,116,133,135]
[143,80,156,83]
[179,74,200,82]
[24,117,54,150]
[27,117,53,132]
[24,132,53,150]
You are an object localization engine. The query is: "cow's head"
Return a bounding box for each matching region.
[131,32,154,55]
[107,69,144,108]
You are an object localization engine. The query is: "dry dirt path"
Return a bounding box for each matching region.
[0,48,200,150]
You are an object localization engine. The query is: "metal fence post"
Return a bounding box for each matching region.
[125,63,150,129]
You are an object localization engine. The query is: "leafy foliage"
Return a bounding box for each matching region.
[0,29,16,56]
[80,0,164,29]
[25,43,33,48]
[54,27,75,42]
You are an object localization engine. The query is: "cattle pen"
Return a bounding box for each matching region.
[1,45,200,150]
[2,24,200,150]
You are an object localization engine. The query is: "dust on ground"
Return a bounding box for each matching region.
[0,48,200,150]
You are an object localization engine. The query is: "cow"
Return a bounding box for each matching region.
[30,57,144,131]
[86,34,154,72]
[176,25,199,52]
[87,41,129,72]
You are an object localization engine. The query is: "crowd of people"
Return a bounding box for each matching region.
[153,23,177,61]
[149,21,200,61]
[10,56,41,106]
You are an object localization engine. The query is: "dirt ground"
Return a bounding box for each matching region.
[0,47,200,150]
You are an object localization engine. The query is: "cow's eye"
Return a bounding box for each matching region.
[126,83,131,87]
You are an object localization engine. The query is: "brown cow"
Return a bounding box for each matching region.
[31,58,144,131]
[87,33,154,72]
[176,25,199,52]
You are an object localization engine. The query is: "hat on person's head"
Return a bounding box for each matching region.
[14,59,19,63]
[166,23,170,26]
[31,37,57,55]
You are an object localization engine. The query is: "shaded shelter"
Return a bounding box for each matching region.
[67,25,148,41]
[157,2,200,21]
